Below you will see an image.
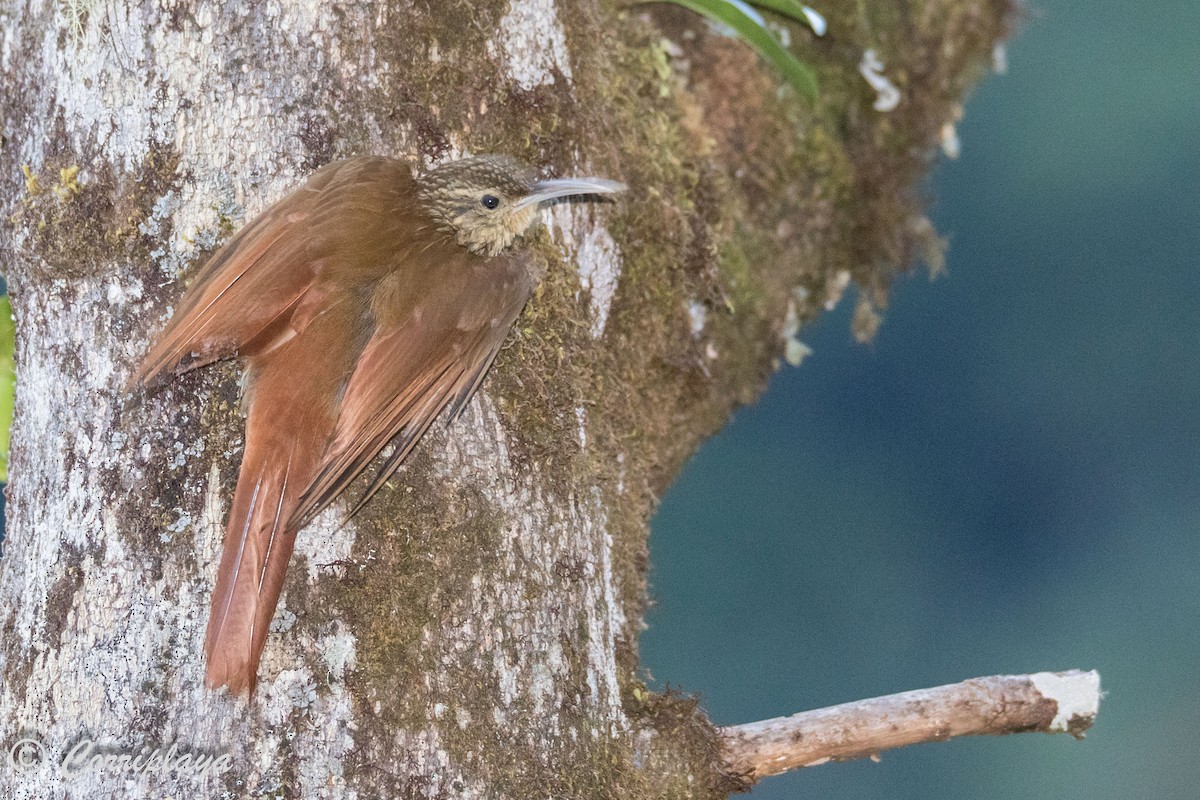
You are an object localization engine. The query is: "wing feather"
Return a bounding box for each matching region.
[291,257,532,528]
[130,157,413,389]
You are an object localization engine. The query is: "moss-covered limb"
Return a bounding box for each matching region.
[0,1,1014,798]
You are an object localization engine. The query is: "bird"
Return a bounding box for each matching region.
[130,154,624,695]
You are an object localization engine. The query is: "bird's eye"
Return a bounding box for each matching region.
[480,194,501,210]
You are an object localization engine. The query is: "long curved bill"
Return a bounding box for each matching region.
[516,177,626,210]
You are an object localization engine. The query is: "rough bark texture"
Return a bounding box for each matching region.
[0,1,1014,797]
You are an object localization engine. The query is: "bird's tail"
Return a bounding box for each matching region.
[204,445,301,694]
[203,380,327,695]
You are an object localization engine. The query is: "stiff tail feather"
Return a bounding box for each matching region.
[201,298,362,695]
[203,437,308,695]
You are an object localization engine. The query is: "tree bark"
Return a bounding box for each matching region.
[0,1,1015,797]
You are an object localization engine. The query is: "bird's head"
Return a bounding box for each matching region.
[417,155,625,256]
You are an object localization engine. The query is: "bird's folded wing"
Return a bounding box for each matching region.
[130,158,386,389]
[289,325,500,528]
[291,261,533,528]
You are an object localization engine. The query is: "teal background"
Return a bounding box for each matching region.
[642,1,1200,798]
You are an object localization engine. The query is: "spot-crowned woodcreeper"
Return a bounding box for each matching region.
[131,155,624,694]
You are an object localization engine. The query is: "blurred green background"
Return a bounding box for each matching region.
[641,1,1200,798]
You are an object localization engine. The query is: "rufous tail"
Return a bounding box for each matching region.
[203,366,330,695]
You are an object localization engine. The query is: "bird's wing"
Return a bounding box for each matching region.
[130,157,410,389]
[291,255,533,528]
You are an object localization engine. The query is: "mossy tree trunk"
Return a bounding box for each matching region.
[0,1,1012,797]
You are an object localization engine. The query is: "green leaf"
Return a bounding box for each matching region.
[748,0,827,35]
[665,0,819,99]
[0,295,13,484]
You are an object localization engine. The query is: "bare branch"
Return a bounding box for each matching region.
[721,670,1101,780]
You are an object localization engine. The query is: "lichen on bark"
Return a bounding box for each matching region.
[0,1,1015,797]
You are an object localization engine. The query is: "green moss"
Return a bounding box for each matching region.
[14,139,180,280]
[315,453,507,701]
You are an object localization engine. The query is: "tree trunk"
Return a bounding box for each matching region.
[0,1,1013,797]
